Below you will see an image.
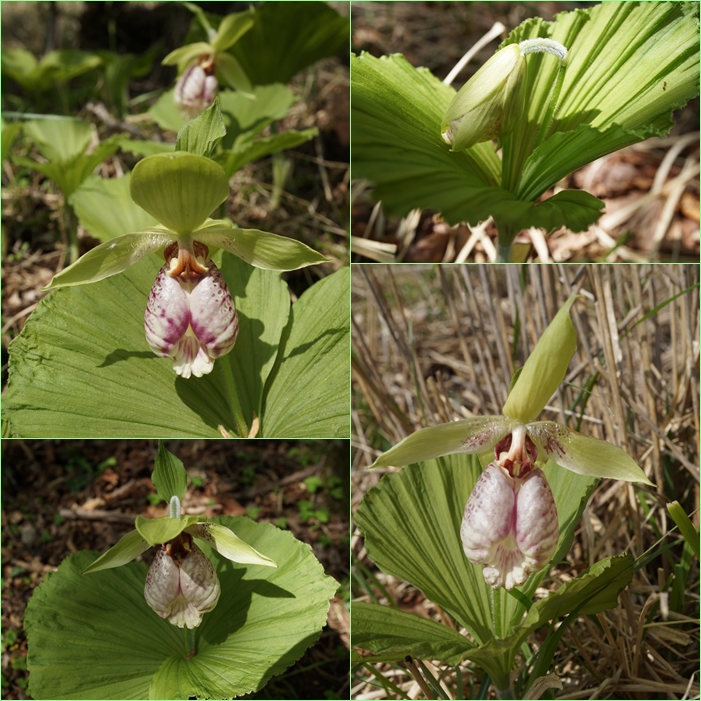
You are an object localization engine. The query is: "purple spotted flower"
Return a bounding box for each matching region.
[461,430,559,590]
[144,531,220,629]
[144,241,238,379]
[175,57,218,119]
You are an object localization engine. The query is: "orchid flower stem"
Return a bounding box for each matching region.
[491,587,502,637]
[180,627,196,657]
[220,357,248,437]
[189,628,197,657]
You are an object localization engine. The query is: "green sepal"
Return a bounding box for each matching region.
[135,514,207,547]
[130,152,229,235]
[43,229,174,289]
[152,442,188,505]
[210,10,255,53]
[81,529,150,574]
[370,416,514,468]
[528,422,654,485]
[215,52,251,92]
[161,42,213,68]
[186,522,277,567]
[502,295,579,423]
[194,222,330,271]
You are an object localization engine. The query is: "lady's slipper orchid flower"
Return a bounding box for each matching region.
[44,152,328,377]
[442,38,568,151]
[145,241,238,378]
[144,531,221,628]
[82,508,276,629]
[371,296,653,590]
[163,8,256,117]
[174,57,219,119]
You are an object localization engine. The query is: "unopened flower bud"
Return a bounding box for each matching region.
[441,44,527,151]
[175,58,218,119]
[144,241,238,378]
[144,533,220,629]
[461,462,559,590]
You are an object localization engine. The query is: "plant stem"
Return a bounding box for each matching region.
[189,628,196,657]
[220,358,248,437]
[495,683,516,699]
[63,203,79,264]
[491,588,502,638]
[496,240,512,263]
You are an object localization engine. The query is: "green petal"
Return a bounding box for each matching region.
[186,522,277,567]
[194,224,329,271]
[81,529,150,574]
[161,42,212,67]
[44,229,174,289]
[135,514,206,547]
[527,421,654,485]
[210,10,255,53]
[502,295,578,423]
[130,152,229,235]
[370,416,514,468]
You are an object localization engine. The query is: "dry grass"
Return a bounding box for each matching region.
[352,264,700,700]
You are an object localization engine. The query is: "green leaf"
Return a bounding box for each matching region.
[211,9,255,53]
[152,442,188,504]
[134,514,204,547]
[186,522,277,567]
[23,118,92,163]
[80,529,149,575]
[2,252,295,438]
[503,296,578,423]
[666,501,700,560]
[14,133,123,199]
[175,96,226,158]
[465,555,634,675]
[2,49,101,93]
[218,84,297,148]
[26,516,337,700]
[149,89,189,133]
[129,152,229,235]
[69,174,160,242]
[262,267,350,438]
[356,454,598,650]
[504,2,700,197]
[195,222,330,271]
[352,52,501,218]
[227,1,349,86]
[216,127,317,178]
[118,139,175,158]
[219,254,290,429]
[2,120,21,161]
[370,416,515,468]
[352,602,473,665]
[44,230,174,289]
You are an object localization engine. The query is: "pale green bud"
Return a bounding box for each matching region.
[441,44,527,151]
